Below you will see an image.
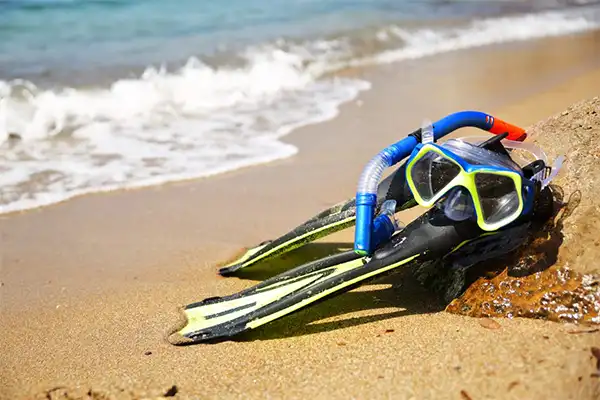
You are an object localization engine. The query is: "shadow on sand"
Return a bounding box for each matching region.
[238,265,443,342]
[208,240,443,342]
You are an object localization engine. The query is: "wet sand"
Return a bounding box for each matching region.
[1,31,600,399]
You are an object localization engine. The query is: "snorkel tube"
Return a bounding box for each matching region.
[353,111,527,256]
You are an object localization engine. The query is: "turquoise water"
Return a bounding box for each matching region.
[0,0,581,82]
[1,0,600,214]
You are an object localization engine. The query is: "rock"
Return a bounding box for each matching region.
[418,97,600,325]
[528,96,600,277]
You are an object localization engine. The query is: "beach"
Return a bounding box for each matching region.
[2,23,600,400]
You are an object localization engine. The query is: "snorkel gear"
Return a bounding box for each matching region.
[173,110,562,344]
[438,134,565,223]
[405,138,535,232]
[215,110,563,277]
[354,111,529,256]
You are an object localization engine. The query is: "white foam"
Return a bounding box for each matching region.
[0,49,370,214]
[1,6,599,215]
[365,7,600,65]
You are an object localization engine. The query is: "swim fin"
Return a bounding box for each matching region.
[218,163,416,276]
[170,205,516,345]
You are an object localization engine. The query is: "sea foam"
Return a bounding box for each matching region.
[1,6,599,214]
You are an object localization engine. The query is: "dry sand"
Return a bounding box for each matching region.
[1,31,600,400]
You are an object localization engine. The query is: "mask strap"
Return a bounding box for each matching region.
[532,155,565,189]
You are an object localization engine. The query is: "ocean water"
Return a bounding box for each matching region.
[1,0,600,214]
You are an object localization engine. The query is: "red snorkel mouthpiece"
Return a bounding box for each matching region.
[488,116,527,142]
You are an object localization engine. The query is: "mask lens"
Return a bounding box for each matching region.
[475,173,520,224]
[442,187,475,221]
[411,151,460,201]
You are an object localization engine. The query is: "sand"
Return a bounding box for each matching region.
[1,31,600,400]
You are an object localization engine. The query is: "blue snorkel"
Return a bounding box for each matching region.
[353,111,529,256]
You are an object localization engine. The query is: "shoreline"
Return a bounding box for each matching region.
[2,30,600,399]
[2,28,599,219]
